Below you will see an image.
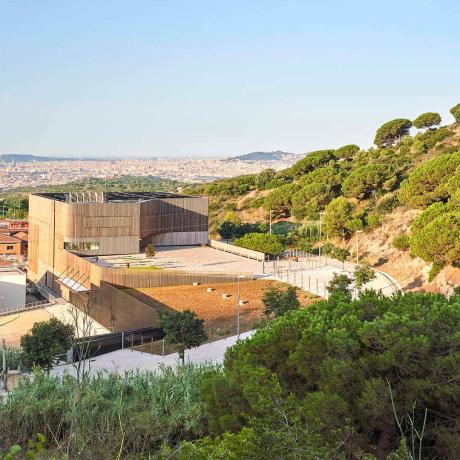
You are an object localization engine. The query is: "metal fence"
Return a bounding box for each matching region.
[70,326,165,361]
[0,299,55,317]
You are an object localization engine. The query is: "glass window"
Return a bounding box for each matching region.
[64,241,100,251]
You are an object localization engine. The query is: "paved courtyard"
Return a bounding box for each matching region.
[92,245,400,298]
[52,331,254,377]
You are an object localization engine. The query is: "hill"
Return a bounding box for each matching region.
[0,154,77,162]
[229,150,297,161]
[186,102,460,293]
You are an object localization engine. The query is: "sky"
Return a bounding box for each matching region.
[0,0,459,158]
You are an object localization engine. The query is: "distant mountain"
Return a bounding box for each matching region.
[0,154,76,163]
[230,151,296,162]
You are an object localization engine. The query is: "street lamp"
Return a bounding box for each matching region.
[236,274,245,339]
[269,210,274,235]
[356,230,363,265]
[318,212,325,259]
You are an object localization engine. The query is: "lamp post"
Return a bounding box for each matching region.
[236,274,245,339]
[269,210,274,235]
[318,212,325,260]
[356,230,363,265]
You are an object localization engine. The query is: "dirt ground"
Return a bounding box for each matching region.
[131,280,316,340]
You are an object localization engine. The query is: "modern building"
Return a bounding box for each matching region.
[0,266,26,311]
[28,191,208,291]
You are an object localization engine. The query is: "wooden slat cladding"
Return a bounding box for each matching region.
[139,197,208,239]
[28,193,209,295]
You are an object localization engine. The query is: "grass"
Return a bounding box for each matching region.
[127,265,162,270]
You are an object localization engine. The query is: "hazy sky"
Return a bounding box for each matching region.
[0,1,459,158]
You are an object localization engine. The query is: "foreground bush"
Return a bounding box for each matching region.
[0,364,211,459]
[202,291,460,459]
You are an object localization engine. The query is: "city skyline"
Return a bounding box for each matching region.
[1,1,459,158]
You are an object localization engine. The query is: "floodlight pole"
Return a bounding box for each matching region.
[236,275,245,339]
[356,230,363,265]
[318,212,325,261]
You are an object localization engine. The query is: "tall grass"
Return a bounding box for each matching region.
[0,348,23,373]
[0,363,212,459]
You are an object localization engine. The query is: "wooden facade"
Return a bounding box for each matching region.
[28,192,209,293]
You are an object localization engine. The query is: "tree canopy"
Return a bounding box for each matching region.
[20,318,74,372]
[374,119,412,147]
[159,310,208,364]
[412,112,441,130]
[335,144,360,159]
[450,102,460,123]
[202,290,460,459]
[233,232,285,255]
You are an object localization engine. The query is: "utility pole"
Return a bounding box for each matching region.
[236,274,245,339]
[269,210,274,235]
[318,212,325,260]
[356,230,363,265]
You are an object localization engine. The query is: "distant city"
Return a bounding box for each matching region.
[0,151,301,190]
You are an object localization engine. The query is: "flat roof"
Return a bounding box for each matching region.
[32,191,195,203]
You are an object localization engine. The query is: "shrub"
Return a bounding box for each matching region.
[374,119,412,147]
[412,112,441,130]
[233,232,284,255]
[366,212,384,230]
[392,234,410,251]
[262,285,300,318]
[202,291,460,458]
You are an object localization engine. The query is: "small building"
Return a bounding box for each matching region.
[0,234,22,261]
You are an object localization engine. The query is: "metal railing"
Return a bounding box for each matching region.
[0,299,55,317]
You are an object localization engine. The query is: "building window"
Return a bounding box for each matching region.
[64,242,100,251]
[6,245,14,250]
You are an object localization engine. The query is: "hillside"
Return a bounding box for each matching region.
[187,103,460,293]
[229,150,297,162]
[0,154,77,162]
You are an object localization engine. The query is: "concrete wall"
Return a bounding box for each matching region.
[0,270,26,312]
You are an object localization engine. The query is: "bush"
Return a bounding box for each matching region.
[392,234,410,251]
[233,232,285,255]
[262,285,300,318]
[366,212,384,230]
[202,291,460,458]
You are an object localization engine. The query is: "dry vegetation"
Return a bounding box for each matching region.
[130,280,316,340]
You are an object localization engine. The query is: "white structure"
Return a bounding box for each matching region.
[0,268,26,312]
